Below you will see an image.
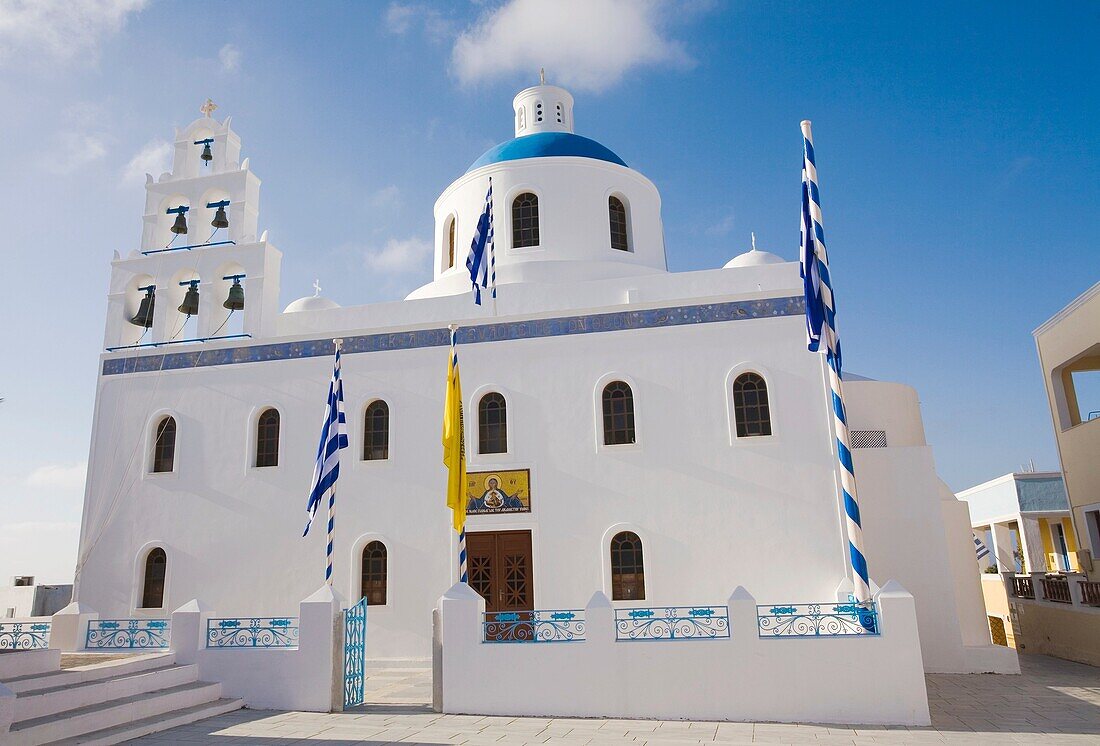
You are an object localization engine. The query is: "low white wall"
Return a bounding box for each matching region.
[169,584,341,712]
[439,581,930,725]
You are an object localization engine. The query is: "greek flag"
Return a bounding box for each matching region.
[466,179,495,305]
[974,533,991,562]
[800,120,870,604]
[303,344,349,541]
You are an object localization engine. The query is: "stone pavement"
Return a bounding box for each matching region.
[132,653,1100,744]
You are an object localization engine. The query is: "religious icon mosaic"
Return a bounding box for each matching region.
[466,469,531,515]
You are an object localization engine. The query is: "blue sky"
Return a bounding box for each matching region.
[0,0,1096,582]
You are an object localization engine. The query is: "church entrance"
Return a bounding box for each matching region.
[467,530,533,612]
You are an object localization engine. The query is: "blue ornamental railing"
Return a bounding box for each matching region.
[86,619,170,649]
[615,606,730,641]
[205,617,299,648]
[756,601,880,638]
[483,609,586,643]
[0,620,51,650]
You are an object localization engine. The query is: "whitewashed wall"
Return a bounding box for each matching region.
[439,582,931,725]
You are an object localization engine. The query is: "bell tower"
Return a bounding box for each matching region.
[512,71,574,137]
[103,100,282,350]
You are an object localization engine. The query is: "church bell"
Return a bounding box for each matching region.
[211,205,229,229]
[170,211,188,235]
[129,288,155,328]
[200,142,213,162]
[223,277,245,311]
[178,282,200,316]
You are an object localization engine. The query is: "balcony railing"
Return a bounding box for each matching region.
[1079,581,1100,607]
[1011,576,1035,599]
[1041,576,1072,604]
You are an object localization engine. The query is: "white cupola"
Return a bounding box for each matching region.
[513,71,574,136]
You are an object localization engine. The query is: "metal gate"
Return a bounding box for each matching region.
[343,597,367,708]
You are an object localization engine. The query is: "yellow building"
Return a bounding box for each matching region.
[1034,280,1100,562]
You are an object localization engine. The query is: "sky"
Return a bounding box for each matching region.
[0,0,1097,584]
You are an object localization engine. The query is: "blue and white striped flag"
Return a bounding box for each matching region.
[466,179,495,305]
[973,533,991,562]
[303,342,349,583]
[800,120,871,604]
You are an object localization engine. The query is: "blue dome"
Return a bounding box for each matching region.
[467,132,627,172]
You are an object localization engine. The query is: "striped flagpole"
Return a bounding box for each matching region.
[459,527,468,584]
[801,120,871,605]
[326,339,344,584]
[304,338,348,585]
[450,328,469,584]
[487,178,496,301]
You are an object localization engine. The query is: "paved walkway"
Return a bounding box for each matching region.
[134,654,1100,744]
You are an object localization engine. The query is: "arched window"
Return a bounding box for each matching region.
[610,532,645,601]
[361,541,387,605]
[446,215,456,269]
[511,193,540,248]
[152,416,176,473]
[363,400,389,461]
[478,392,508,454]
[602,381,635,445]
[733,372,772,437]
[608,196,629,252]
[255,408,280,467]
[141,548,167,608]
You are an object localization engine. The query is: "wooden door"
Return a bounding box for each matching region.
[467,530,533,612]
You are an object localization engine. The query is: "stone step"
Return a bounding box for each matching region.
[14,663,197,722]
[49,697,245,746]
[0,649,61,681]
[4,652,174,694]
[6,680,223,745]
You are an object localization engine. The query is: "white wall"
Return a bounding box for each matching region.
[439,582,930,725]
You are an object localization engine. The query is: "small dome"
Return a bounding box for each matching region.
[283,295,341,313]
[467,132,626,173]
[724,248,786,268]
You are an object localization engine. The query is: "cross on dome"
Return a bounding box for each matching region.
[200,98,218,118]
[313,279,322,297]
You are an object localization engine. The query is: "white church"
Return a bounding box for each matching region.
[65,82,1017,722]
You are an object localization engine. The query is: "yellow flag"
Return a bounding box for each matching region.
[442,338,466,532]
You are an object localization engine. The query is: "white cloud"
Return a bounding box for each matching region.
[385,3,416,34]
[452,0,692,92]
[121,138,171,184]
[44,132,107,173]
[369,185,403,211]
[0,0,148,63]
[25,461,87,492]
[706,213,736,237]
[363,237,432,275]
[385,2,451,41]
[218,43,241,72]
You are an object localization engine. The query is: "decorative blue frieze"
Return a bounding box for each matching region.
[103,296,805,376]
[85,618,170,649]
[756,601,880,638]
[0,621,51,650]
[205,617,299,648]
[483,609,586,643]
[614,606,730,641]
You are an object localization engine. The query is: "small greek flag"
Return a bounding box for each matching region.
[303,345,349,539]
[974,533,991,562]
[466,179,495,305]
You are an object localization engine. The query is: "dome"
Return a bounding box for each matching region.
[724,249,786,268]
[283,295,341,313]
[467,132,627,173]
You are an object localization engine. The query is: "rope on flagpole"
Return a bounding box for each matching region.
[802,120,871,605]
